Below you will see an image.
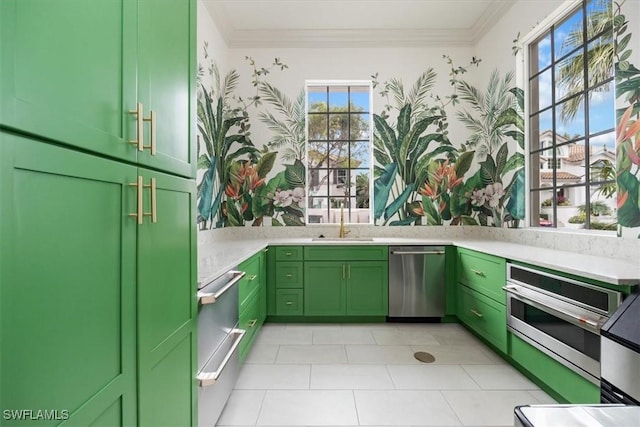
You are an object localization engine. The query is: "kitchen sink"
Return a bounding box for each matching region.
[311,237,375,242]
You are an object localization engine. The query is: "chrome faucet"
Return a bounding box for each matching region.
[339,205,350,238]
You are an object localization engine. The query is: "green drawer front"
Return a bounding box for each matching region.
[509,333,600,403]
[275,262,304,288]
[239,255,261,311]
[457,284,507,354]
[274,246,304,261]
[276,289,304,315]
[304,246,388,261]
[239,292,261,362]
[457,248,506,303]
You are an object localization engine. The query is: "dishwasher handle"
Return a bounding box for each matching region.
[197,329,246,387]
[198,270,245,305]
[390,250,445,255]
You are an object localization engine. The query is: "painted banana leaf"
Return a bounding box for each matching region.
[373,163,397,223]
[197,155,217,222]
[505,168,525,220]
[384,184,415,223]
[617,170,640,228]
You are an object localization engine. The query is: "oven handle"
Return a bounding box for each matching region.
[197,328,246,387]
[390,250,445,255]
[197,270,245,305]
[503,285,601,333]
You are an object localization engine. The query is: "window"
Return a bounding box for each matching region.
[546,158,563,170]
[306,82,372,224]
[526,0,616,230]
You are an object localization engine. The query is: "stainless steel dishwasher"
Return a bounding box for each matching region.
[388,246,446,318]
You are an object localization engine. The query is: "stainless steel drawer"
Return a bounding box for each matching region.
[197,329,245,426]
[197,270,243,370]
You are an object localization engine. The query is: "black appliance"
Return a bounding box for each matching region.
[600,291,640,405]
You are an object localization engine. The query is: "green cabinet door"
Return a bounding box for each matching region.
[304,262,346,315]
[259,249,268,324]
[137,169,197,427]
[346,261,388,316]
[0,0,137,163]
[0,133,137,425]
[137,0,196,178]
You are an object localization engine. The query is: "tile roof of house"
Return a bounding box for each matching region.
[540,171,582,180]
[567,144,590,162]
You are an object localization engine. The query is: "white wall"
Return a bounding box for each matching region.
[227,46,476,167]
[197,0,229,89]
[472,0,566,87]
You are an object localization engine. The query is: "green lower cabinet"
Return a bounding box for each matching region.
[259,249,268,324]
[509,333,600,403]
[304,261,388,316]
[276,289,304,315]
[137,169,197,426]
[238,251,267,362]
[239,290,261,363]
[457,284,507,354]
[345,262,388,316]
[304,262,346,315]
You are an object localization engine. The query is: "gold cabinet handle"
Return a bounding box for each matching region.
[471,269,485,277]
[342,264,346,279]
[128,102,144,151]
[347,264,351,279]
[285,301,293,305]
[143,177,157,223]
[128,176,144,224]
[128,103,155,154]
[248,319,257,328]
[143,110,156,155]
[285,274,293,278]
[471,309,483,318]
[248,275,257,281]
[129,177,156,224]
[285,252,292,256]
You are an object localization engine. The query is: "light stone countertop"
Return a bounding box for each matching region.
[197,237,640,288]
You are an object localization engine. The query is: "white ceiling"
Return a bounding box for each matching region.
[202,0,516,48]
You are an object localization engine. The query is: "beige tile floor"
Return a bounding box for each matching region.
[216,323,556,427]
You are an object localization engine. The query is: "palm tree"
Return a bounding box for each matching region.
[556,0,614,122]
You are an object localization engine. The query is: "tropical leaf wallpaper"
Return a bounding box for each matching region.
[371,66,525,227]
[614,0,640,237]
[196,0,637,237]
[197,46,306,229]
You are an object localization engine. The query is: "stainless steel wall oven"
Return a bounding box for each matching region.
[504,263,622,385]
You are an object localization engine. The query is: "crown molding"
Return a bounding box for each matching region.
[204,0,515,49]
[227,28,475,48]
[469,0,516,43]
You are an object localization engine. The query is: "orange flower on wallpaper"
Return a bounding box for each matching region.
[617,191,629,210]
[418,182,440,199]
[225,183,240,200]
[617,105,640,166]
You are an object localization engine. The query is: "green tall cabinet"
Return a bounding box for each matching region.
[0,0,197,425]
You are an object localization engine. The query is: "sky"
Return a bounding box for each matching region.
[531,0,616,152]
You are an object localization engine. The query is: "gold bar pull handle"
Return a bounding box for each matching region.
[128,103,144,151]
[128,176,143,224]
[348,264,351,279]
[471,269,485,277]
[471,309,484,318]
[342,264,346,279]
[142,178,157,223]
[143,110,156,155]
